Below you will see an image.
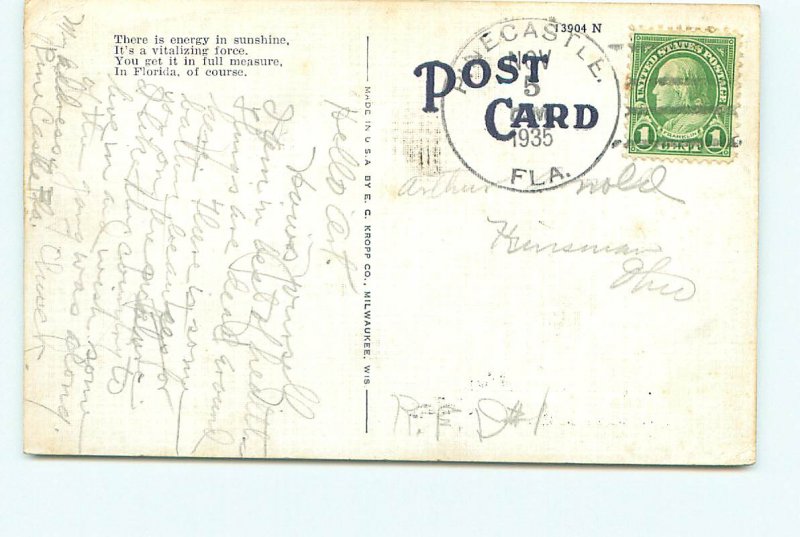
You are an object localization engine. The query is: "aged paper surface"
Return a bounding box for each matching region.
[23,0,759,464]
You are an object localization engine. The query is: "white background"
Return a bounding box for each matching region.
[2,0,798,535]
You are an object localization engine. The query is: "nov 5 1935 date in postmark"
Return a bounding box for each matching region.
[628,33,737,158]
[413,18,621,193]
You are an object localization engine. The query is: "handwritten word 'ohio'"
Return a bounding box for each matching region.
[413,54,599,141]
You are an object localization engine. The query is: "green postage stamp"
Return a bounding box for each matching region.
[628,33,737,158]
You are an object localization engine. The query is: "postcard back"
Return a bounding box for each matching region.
[23,0,759,464]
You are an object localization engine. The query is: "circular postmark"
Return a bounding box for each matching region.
[441,18,621,193]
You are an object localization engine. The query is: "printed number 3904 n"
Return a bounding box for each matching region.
[512,128,553,148]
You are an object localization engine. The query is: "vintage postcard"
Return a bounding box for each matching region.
[23,0,759,464]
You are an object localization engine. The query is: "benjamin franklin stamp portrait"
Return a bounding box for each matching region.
[628,33,737,158]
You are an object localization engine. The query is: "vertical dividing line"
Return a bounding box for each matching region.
[366,35,370,82]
